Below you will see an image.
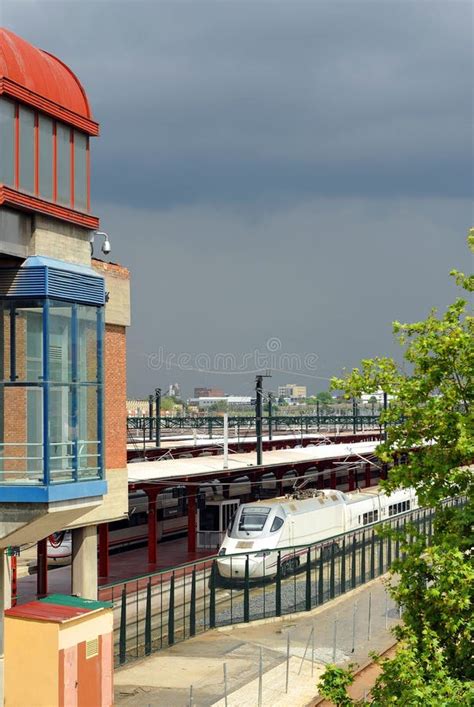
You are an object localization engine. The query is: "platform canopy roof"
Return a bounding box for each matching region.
[127,440,378,484]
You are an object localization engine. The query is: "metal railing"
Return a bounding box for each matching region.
[127,414,381,433]
[0,439,102,484]
[100,499,462,667]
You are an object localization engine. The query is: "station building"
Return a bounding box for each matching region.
[0,28,130,604]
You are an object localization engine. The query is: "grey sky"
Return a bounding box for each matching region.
[4,1,472,397]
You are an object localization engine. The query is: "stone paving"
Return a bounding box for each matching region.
[114,575,398,706]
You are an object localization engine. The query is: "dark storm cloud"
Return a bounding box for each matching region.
[4,1,472,208]
[3,1,472,397]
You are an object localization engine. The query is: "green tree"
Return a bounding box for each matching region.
[317,391,333,405]
[160,396,176,412]
[208,400,228,413]
[318,234,474,704]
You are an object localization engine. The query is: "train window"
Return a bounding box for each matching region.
[270,517,284,533]
[361,510,378,525]
[238,507,270,532]
[389,501,412,517]
[230,476,251,497]
[282,470,297,489]
[129,509,147,526]
[111,517,130,531]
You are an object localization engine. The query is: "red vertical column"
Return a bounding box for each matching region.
[147,490,158,565]
[98,523,110,578]
[187,490,197,554]
[37,538,48,597]
[11,555,17,607]
[330,469,336,488]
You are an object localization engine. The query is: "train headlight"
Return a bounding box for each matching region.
[218,548,227,556]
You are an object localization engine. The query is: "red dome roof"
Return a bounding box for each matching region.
[0,28,98,134]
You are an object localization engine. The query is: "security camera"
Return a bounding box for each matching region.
[91,231,111,257]
[102,236,111,255]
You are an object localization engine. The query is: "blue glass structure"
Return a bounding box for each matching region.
[0,257,107,502]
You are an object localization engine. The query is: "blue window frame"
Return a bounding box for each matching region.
[0,297,104,486]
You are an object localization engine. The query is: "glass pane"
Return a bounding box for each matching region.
[77,305,97,382]
[0,98,15,186]
[78,385,100,479]
[19,106,35,193]
[74,131,87,211]
[39,115,53,200]
[15,306,43,382]
[49,385,73,481]
[0,385,43,483]
[27,387,43,475]
[49,303,72,382]
[56,123,71,205]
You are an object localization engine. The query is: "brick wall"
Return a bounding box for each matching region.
[104,324,127,470]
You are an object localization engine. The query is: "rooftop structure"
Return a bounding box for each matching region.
[0,28,98,229]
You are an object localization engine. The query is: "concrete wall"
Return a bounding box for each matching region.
[92,259,131,327]
[29,214,92,265]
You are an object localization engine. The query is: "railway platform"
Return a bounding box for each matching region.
[16,537,212,605]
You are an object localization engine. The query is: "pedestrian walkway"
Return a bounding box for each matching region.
[114,575,399,706]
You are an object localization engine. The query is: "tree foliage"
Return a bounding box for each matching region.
[318,234,473,704]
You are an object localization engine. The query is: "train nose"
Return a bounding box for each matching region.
[217,556,261,579]
[217,556,247,578]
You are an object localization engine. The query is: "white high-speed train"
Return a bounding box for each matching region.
[216,486,417,582]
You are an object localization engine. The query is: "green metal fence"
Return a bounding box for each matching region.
[100,500,461,668]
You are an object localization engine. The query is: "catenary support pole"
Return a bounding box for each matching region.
[255,375,263,466]
[268,393,273,441]
[155,387,161,448]
[223,413,229,469]
[148,394,153,441]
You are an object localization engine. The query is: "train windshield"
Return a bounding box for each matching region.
[238,507,271,532]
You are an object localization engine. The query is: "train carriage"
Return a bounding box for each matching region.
[216,486,417,582]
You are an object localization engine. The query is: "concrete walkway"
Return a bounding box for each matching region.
[114,575,399,706]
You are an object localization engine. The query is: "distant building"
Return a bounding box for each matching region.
[188,396,254,410]
[360,391,395,405]
[193,387,225,398]
[167,383,181,398]
[278,384,307,400]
